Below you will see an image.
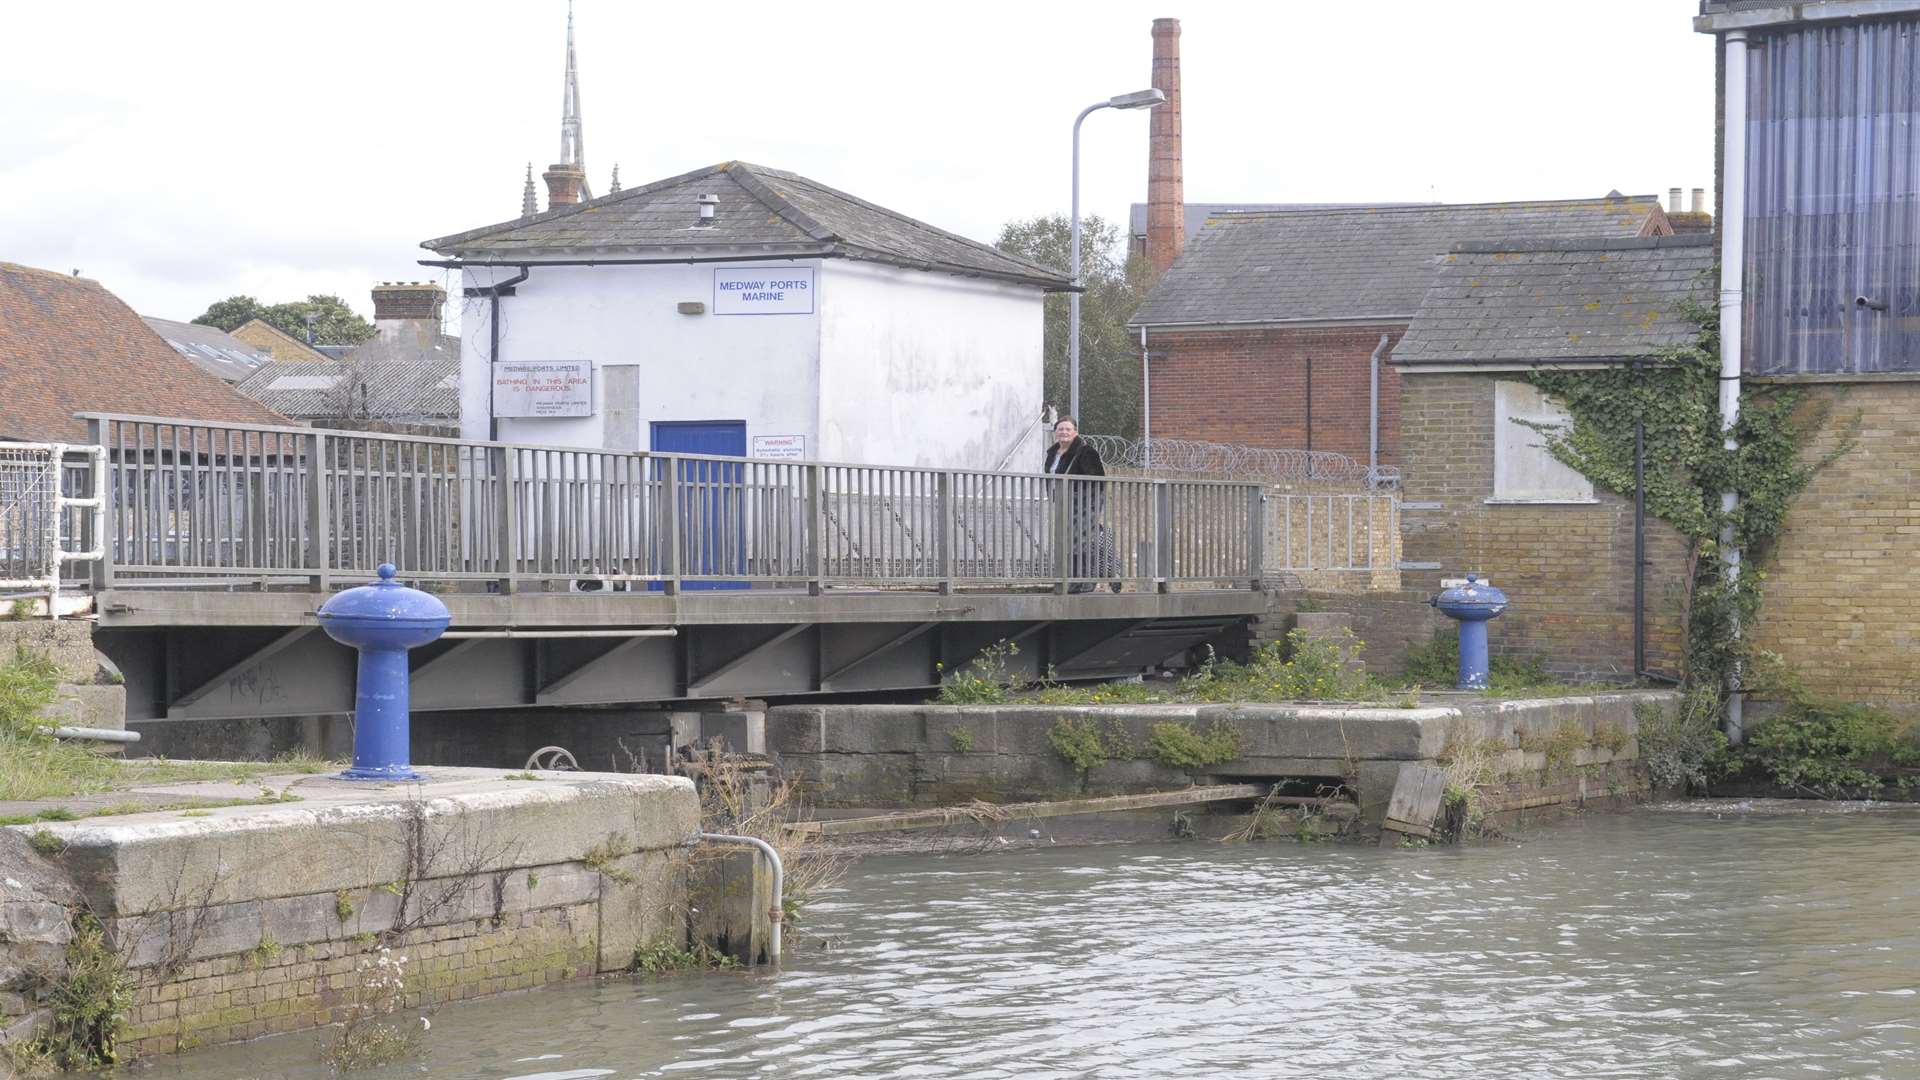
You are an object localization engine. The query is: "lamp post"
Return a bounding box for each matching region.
[1070,87,1166,422]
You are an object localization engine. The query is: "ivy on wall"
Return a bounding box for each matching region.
[1525,298,1854,699]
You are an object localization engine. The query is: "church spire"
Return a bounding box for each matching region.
[559,0,591,201]
[521,163,537,218]
[609,164,620,193]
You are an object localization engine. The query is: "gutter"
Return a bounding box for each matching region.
[421,245,1076,294]
[1126,314,1415,332]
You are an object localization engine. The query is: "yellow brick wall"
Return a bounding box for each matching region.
[1398,372,1690,680]
[1749,381,1919,711]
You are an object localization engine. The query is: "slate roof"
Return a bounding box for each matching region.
[140,316,274,383]
[1127,202,1435,244]
[1392,235,1717,367]
[1129,195,1670,328]
[0,262,286,442]
[423,161,1071,291]
[234,322,459,422]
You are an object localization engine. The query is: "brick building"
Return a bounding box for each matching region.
[1392,235,1717,680]
[1127,197,1673,478]
[1693,1,1920,712]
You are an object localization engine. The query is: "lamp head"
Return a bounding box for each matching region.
[1108,88,1167,110]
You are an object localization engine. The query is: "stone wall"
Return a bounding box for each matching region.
[1397,371,1691,680]
[1,770,698,1059]
[769,691,1672,825]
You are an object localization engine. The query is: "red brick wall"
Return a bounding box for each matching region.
[1146,324,1406,464]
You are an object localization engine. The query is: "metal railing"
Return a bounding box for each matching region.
[82,414,1266,594]
[0,443,105,615]
[1267,493,1395,574]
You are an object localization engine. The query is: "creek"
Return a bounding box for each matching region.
[128,803,1920,1079]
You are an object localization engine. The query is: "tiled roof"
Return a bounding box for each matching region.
[1126,201,1436,242]
[423,161,1071,291]
[1130,195,1670,328]
[234,322,459,422]
[0,262,286,442]
[229,319,336,364]
[140,316,274,383]
[1392,235,1717,367]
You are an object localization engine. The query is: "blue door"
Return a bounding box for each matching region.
[651,421,747,590]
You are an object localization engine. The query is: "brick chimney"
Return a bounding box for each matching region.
[1146,18,1185,276]
[543,163,586,210]
[371,282,446,339]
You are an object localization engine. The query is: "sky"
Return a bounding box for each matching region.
[1,1,1716,329]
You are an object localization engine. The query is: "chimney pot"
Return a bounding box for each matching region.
[1691,187,1707,214]
[371,282,447,329]
[696,193,719,225]
[543,163,586,210]
[1146,18,1184,276]
[1669,187,1683,213]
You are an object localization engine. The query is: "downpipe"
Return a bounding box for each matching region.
[1719,29,1749,745]
[687,832,783,964]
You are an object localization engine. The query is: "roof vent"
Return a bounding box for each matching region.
[696,193,718,226]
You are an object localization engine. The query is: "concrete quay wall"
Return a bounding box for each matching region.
[0,769,698,1059]
[770,691,1675,825]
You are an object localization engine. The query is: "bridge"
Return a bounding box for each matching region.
[1,415,1393,724]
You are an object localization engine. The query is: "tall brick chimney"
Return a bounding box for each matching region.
[543,163,586,210]
[371,282,446,340]
[1146,17,1185,276]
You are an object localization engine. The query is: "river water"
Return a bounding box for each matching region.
[133,804,1920,1080]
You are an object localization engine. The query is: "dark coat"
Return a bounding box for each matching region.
[1043,437,1106,478]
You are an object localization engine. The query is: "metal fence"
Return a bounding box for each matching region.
[82,414,1266,594]
[0,443,105,613]
[1267,493,1395,575]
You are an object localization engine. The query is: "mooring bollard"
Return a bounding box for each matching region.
[1430,574,1509,690]
[316,564,450,781]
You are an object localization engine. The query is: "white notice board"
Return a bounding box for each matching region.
[493,361,593,418]
[713,267,815,315]
[751,434,807,460]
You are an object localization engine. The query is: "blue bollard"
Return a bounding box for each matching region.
[1431,574,1509,690]
[316,564,450,781]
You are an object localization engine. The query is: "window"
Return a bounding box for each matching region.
[1490,380,1594,504]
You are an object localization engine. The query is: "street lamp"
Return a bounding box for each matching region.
[1070,87,1166,422]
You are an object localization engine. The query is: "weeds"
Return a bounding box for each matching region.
[1046,717,1109,775]
[27,828,62,855]
[1636,689,1729,790]
[322,947,423,1071]
[25,912,133,1071]
[1145,720,1241,771]
[582,835,639,885]
[1742,698,1917,798]
[946,727,975,753]
[936,640,1026,705]
[633,938,740,976]
[685,742,847,932]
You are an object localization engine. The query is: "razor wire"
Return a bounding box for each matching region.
[1079,434,1398,489]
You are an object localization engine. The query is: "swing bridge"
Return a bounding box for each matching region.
[2,414,1395,723]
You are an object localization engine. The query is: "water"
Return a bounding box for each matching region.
[134,806,1920,1079]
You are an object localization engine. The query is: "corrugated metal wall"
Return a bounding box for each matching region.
[1745,18,1919,375]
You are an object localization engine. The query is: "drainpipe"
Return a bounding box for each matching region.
[1304,356,1313,451]
[1140,326,1151,469]
[1367,334,1389,488]
[470,265,532,441]
[1719,30,1748,744]
[692,832,783,963]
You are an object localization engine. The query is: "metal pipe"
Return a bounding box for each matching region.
[472,266,532,442]
[439,627,677,639]
[42,726,140,743]
[692,832,783,963]
[1719,29,1749,745]
[1140,326,1151,469]
[1304,356,1313,450]
[1367,334,1389,487]
[1069,101,1103,421]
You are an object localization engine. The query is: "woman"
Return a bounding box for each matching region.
[1042,417,1120,593]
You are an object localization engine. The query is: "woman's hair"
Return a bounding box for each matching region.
[1053,416,1079,432]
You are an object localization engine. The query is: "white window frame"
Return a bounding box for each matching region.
[1488,380,1597,505]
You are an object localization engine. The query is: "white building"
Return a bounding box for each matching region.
[421,160,1067,468]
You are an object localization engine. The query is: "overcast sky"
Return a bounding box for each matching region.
[2,1,1715,329]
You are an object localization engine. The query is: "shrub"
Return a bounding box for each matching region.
[1743,699,1916,797]
[1145,720,1241,770]
[936,640,1024,705]
[1636,689,1730,790]
[28,913,132,1071]
[1047,717,1109,774]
